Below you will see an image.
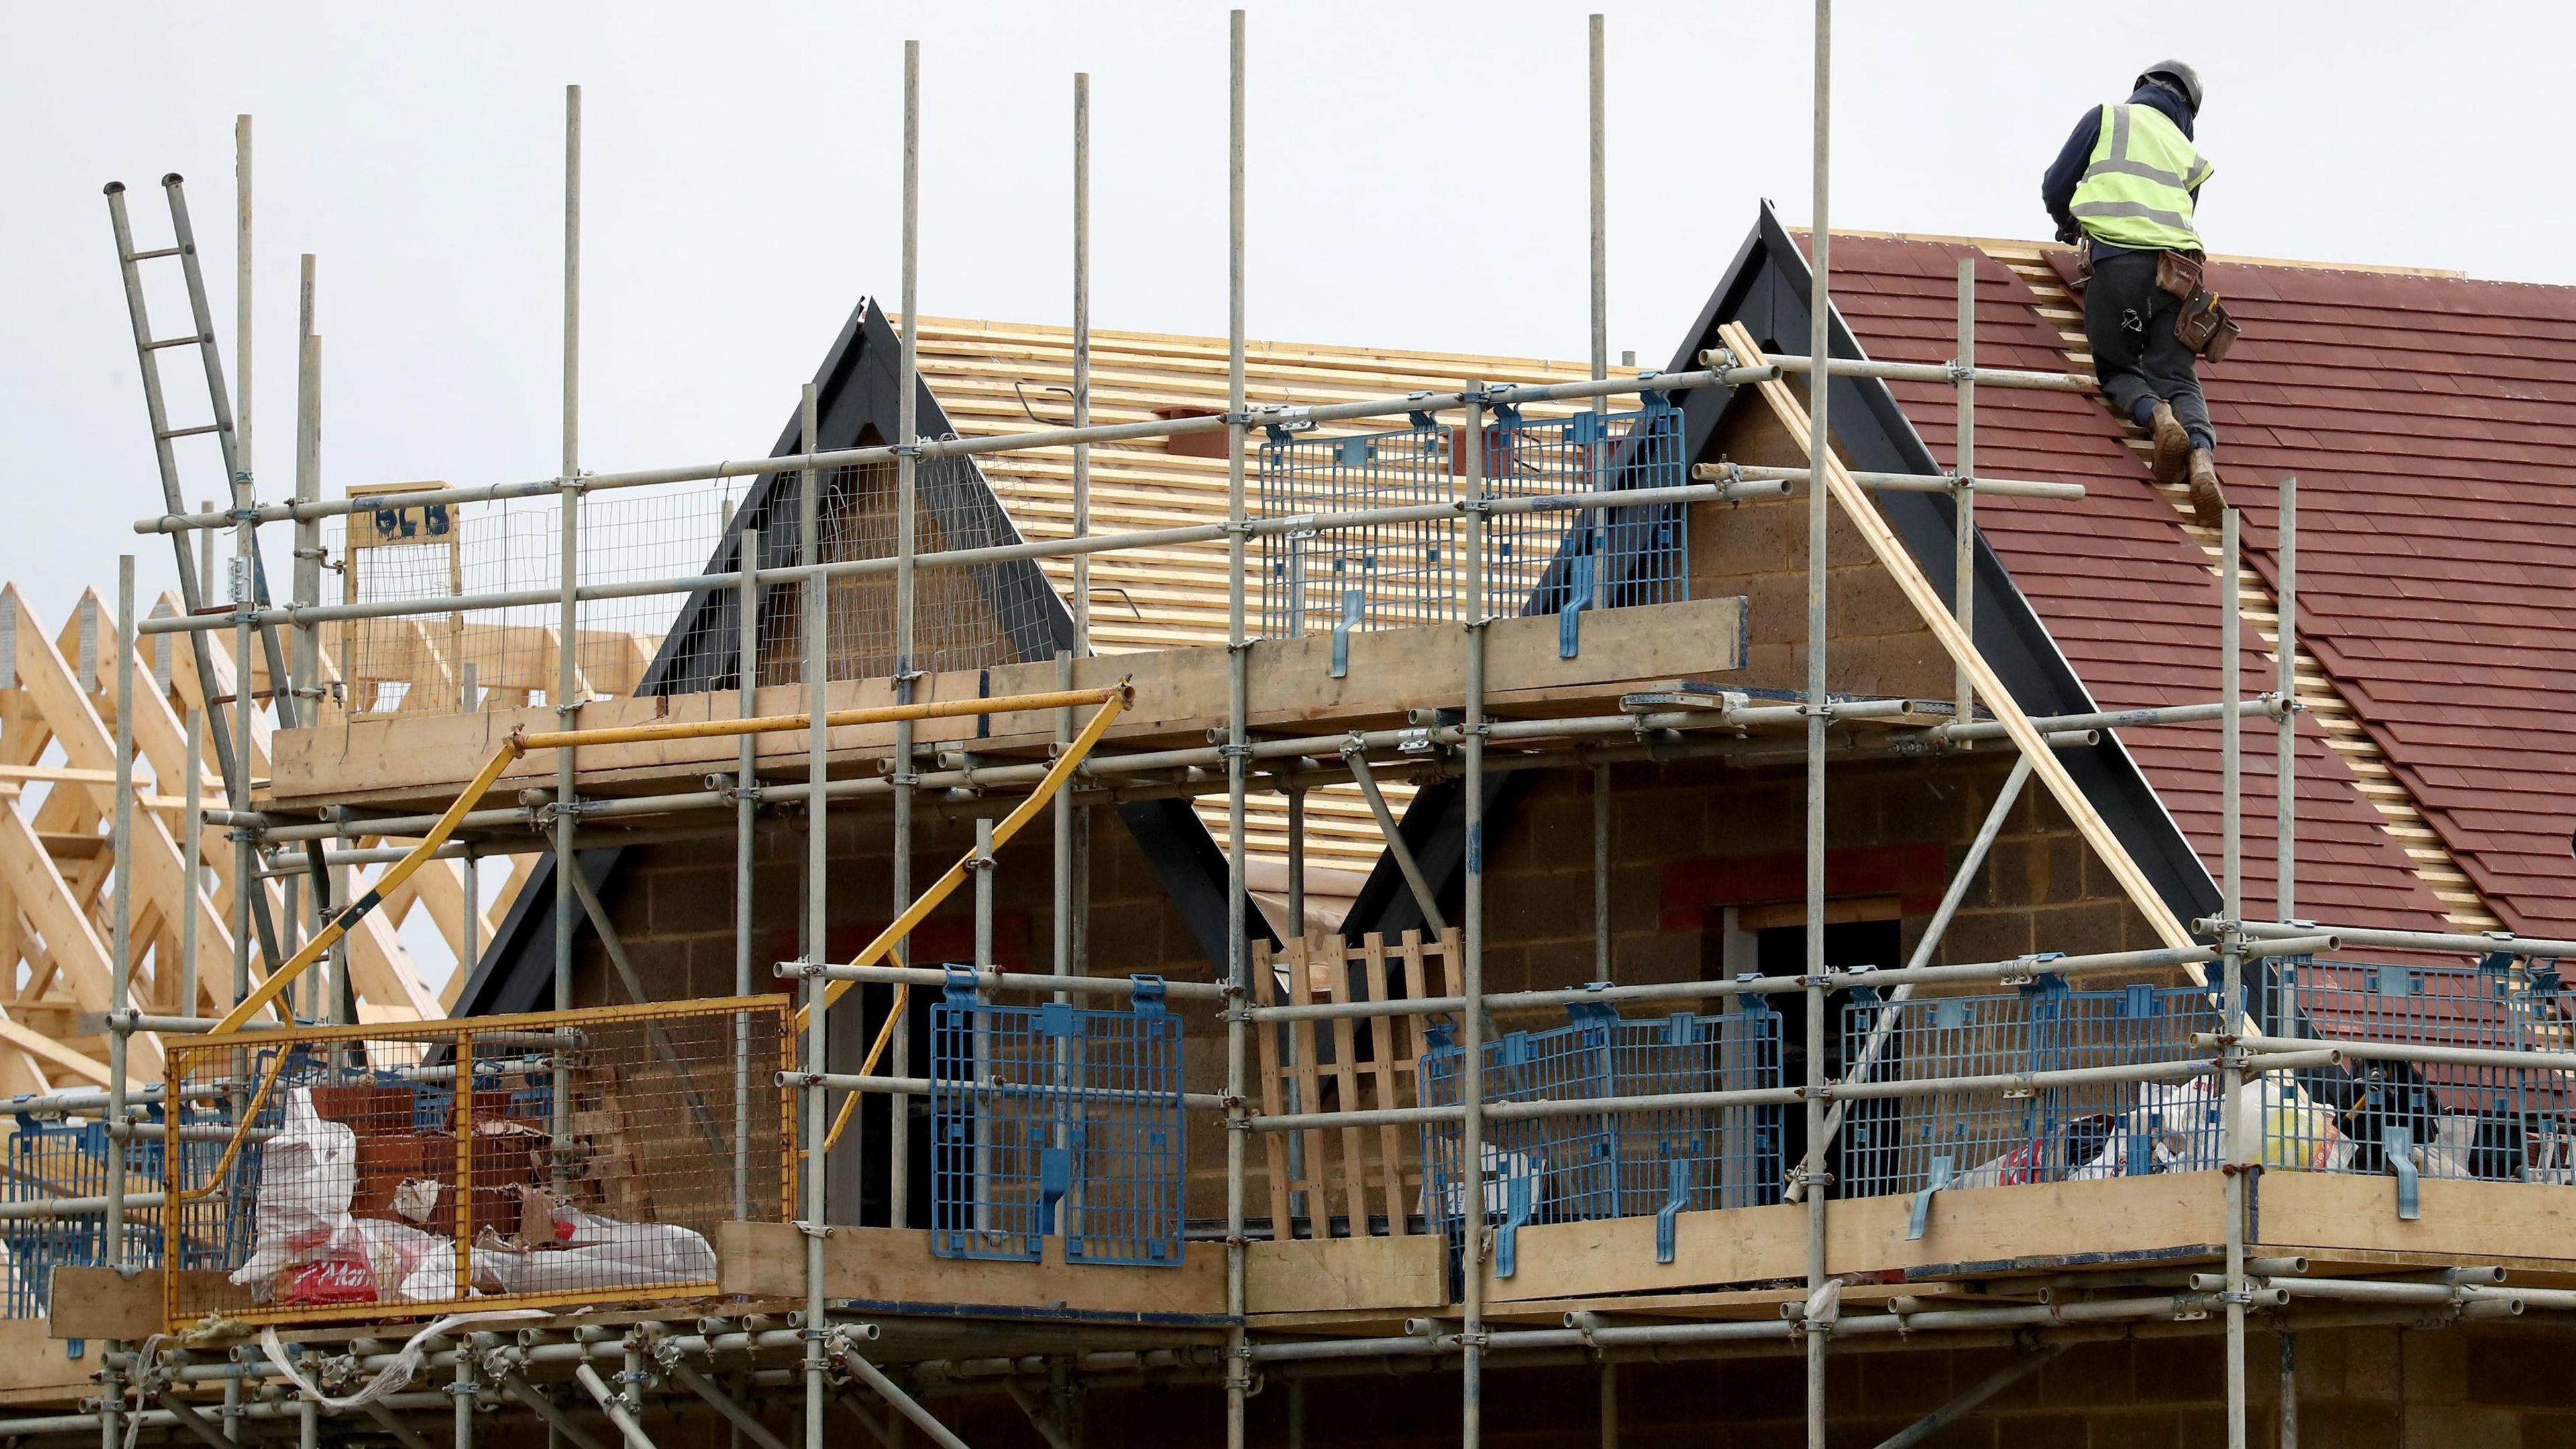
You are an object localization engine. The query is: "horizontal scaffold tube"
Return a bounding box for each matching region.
[205,687,1128,1036]
[1244,1053,2315,1135]
[794,1070,1230,1114]
[2222,916,2576,962]
[1943,695,2286,743]
[788,961,1227,1001]
[1250,1291,2216,1364]
[1719,350,2096,393]
[1248,938,2335,1026]
[134,365,1784,535]
[2238,1036,2576,1074]
[1699,462,2084,500]
[140,480,1774,638]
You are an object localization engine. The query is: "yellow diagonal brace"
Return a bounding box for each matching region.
[818,947,910,1155]
[798,690,1130,1032]
[208,738,526,1036]
[209,684,1127,1039]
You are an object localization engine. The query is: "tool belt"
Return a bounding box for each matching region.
[2157,248,2241,362]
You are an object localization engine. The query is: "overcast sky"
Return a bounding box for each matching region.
[2,0,2561,616]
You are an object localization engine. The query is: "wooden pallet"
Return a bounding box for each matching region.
[1254,928,1462,1240]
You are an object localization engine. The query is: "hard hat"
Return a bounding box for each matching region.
[2136,60,2204,113]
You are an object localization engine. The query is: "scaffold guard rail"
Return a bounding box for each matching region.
[162,997,792,1330]
[1419,997,1781,1277]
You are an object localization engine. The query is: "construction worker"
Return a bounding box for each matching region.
[2041,60,2224,525]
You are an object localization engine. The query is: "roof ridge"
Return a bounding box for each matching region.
[898,313,1622,379]
[1786,226,2477,282]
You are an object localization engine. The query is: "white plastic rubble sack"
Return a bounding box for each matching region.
[230,1087,370,1304]
[473,1208,718,1297]
[355,1218,460,1303]
[2528,1121,2576,1186]
[2063,1077,2352,1180]
[1423,1142,1545,1222]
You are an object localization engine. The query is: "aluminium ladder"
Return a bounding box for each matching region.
[103,172,328,976]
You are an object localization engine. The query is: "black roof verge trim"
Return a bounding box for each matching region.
[455,301,1271,1018]
[1340,207,2216,951]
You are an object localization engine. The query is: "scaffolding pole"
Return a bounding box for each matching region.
[1953,252,1976,726]
[1460,381,1491,1449]
[1589,13,1613,991]
[1067,66,1094,983]
[1223,16,1251,1449]
[1072,70,1091,658]
[553,92,584,1252]
[1801,7,1834,1448]
[800,379,830,1449]
[105,557,137,1449]
[2220,508,2249,1449]
[292,250,320,1008]
[2276,476,2297,920]
[890,36,922,1238]
[737,524,760,1224]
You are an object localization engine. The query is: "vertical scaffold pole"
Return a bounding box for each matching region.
[1588,15,1614,991]
[1802,5,1834,1448]
[1055,651,1075,989]
[1069,68,1093,980]
[1599,1361,1618,1449]
[2220,506,2247,1449]
[802,379,829,1449]
[737,523,761,1224]
[1222,13,1252,1449]
[235,116,252,525]
[293,252,319,830]
[1588,12,1607,411]
[1586,12,1609,617]
[1072,71,1093,660]
[554,80,583,1028]
[2275,477,2296,920]
[453,1330,476,1449]
[1460,383,1490,1448]
[182,706,202,1018]
[1953,252,1976,725]
[233,123,259,1022]
[2278,1332,2299,1448]
[105,556,137,1449]
[889,37,922,1234]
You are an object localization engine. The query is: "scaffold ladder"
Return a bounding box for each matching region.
[103,173,319,973]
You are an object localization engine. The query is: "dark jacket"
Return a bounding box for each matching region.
[2041,83,2202,254]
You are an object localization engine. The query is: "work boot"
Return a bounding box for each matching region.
[2188,449,2226,528]
[2147,400,2190,491]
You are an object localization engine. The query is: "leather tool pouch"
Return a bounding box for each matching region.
[2176,289,2240,362]
[2155,248,2206,300]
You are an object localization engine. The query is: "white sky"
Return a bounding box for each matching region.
[1,0,2563,619]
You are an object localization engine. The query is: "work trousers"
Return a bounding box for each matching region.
[2083,248,2216,453]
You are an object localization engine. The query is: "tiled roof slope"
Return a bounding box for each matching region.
[1807,233,2530,937]
[2190,260,2576,935]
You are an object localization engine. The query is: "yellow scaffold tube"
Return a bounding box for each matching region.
[208,684,1130,1038]
[797,688,1130,1034]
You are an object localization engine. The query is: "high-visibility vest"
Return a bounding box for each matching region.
[2069,103,2214,252]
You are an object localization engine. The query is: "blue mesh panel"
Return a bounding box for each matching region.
[4,1114,168,1319]
[2263,955,2571,1182]
[1838,975,2224,1199]
[1418,997,1780,1273]
[1257,398,1688,641]
[931,974,1185,1267]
